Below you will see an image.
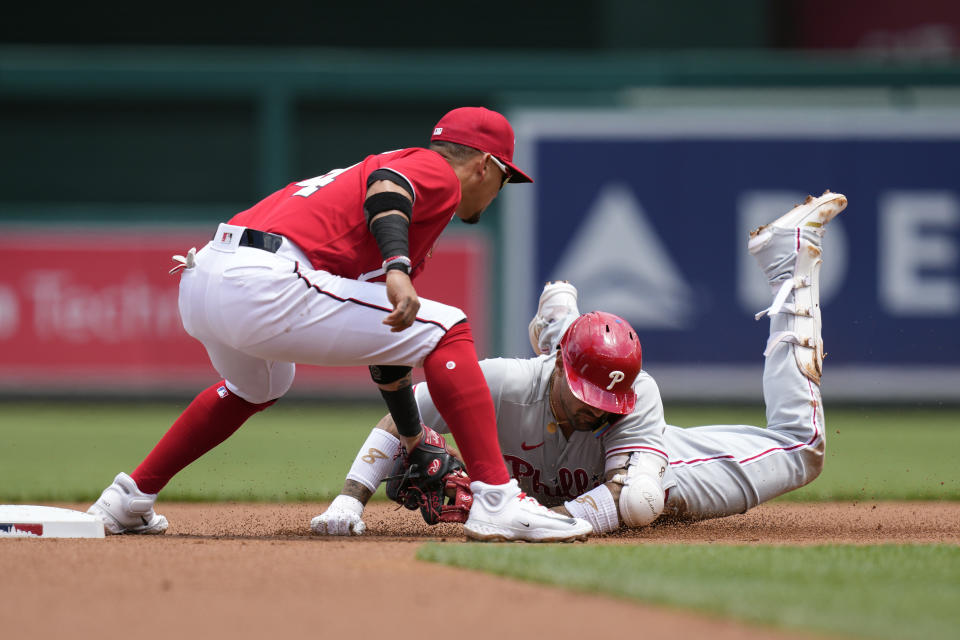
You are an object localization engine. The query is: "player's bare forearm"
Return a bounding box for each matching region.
[341,479,374,506]
[603,468,626,524]
[605,467,627,503]
[384,270,420,332]
[375,413,400,435]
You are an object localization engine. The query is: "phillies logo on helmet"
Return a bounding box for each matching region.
[427,459,442,476]
[606,371,625,390]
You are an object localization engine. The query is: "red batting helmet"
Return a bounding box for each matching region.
[559,312,643,414]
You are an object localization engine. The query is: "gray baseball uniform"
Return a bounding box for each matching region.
[322,193,838,534]
[418,304,823,520]
[414,356,668,507]
[658,331,823,520]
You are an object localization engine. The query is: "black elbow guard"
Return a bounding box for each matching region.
[366,168,414,199]
[369,365,412,385]
[364,191,413,226]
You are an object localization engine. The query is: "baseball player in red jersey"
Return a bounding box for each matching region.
[87,107,593,543]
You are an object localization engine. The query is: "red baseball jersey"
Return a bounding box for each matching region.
[230,148,460,281]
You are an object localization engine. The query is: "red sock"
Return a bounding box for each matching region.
[131,381,274,494]
[423,322,509,485]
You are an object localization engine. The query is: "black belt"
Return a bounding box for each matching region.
[236,228,283,253]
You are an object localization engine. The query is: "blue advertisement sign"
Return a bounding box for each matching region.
[501,110,960,401]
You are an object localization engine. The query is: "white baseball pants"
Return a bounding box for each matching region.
[177,224,466,404]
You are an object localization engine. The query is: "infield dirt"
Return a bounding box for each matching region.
[3,501,957,640]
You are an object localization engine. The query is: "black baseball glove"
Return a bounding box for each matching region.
[384,426,473,525]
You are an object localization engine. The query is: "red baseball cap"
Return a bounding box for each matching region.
[431,107,533,183]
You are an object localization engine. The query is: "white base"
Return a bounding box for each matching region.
[0,505,105,539]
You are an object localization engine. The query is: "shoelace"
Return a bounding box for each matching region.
[517,491,555,514]
[168,247,197,275]
[754,275,811,320]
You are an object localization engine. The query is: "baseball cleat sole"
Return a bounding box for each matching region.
[463,528,589,543]
[748,190,847,252]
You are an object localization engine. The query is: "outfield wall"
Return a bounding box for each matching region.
[2,48,959,400]
[0,227,490,398]
[502,107,960,402]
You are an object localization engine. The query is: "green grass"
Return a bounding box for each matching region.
[4,401,955,639]
[0,401,387,502]
[0,401,958,502]
[418,543,960,640]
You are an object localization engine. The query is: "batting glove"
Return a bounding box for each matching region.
[311,495,367,536]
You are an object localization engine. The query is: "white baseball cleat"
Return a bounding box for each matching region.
[748,190,848,385]
[463,479,593,542]
[528,281,580,355]
[87,472,169,535]
[748,190,847,253]
[310,495,367,536]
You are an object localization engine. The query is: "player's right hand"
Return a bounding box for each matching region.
[383,270,420,332]
[311,496,367,536]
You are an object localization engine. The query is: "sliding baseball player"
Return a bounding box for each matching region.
[313,191,846,534]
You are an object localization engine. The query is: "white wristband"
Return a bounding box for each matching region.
[346,428,401,492]
[564,484,619,534]
[382,255,412,272]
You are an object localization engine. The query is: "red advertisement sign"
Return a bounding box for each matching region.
[0,228,489,396]
[793,0,959,54]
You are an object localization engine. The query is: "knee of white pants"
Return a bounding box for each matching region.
[804,440,826,484]
[225,361,296,405]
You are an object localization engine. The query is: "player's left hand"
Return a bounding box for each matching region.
[383,270,420,332]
